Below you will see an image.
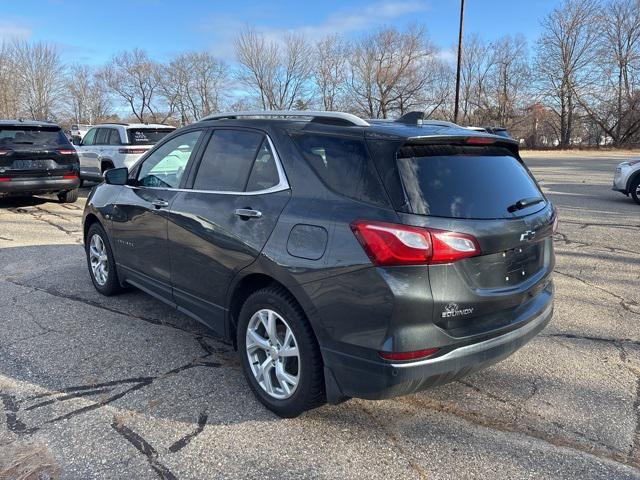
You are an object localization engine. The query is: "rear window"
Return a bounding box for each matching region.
[291,133,387,205]
[127,128,174,145]
[0,126,70,149]
[397,145,544,219]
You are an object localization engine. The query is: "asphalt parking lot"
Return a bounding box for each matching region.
[1,151,639,480]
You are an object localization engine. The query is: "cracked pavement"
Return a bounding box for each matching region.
[1,151,640,479]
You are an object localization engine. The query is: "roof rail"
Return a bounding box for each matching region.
[199,110,371,127]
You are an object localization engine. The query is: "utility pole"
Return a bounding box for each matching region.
[453,0,465,124]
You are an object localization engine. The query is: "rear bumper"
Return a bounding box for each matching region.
[0,176,80,194]
[323,296,553,401]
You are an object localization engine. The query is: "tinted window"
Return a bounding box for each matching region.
[396,145,544,219]
[193,129,263,191]
[127,128,174,145]
[82,128,97,146]
[138,130,202,189]
[291,133,387,205]
[246,139,280,191]
[0,126,70,149]
[107,129,121,145]
[95,128,109,145]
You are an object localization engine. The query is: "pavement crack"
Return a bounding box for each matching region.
[359,403,429,479]
[0,393,38,435]
[111,417,178,480]
[168,412,208,453]
[555,269,640,317]
[395,395,639,471]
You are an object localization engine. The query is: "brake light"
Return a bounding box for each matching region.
[0,177,10,182]
[118,148,148,154]
[56,149,76,155]
[350,220,480,266]
[379,348,439,361]
[466,136,495,145]
[0,150,11,156]
[63,174,78,180]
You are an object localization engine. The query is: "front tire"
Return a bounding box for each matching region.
[630,177,640,205]
[85,223,122,296]
[237,286,325,417]
[58,188,79,203]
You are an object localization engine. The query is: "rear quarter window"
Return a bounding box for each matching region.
[397,144,545,219]
[127,128,174,145]
[290,133,388,206]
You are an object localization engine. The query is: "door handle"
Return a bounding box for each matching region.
[152,199,169,209]
[234,208,262,219]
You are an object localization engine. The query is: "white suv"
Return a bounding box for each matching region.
[75,123,175,182]
[612,159,640,205]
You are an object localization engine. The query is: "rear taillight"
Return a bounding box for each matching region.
[118,147,148,154]
[56,149,76,155]
[0,150,11,156]
[350,220,481,266]
[0,177,10,182]
[379,348,439,361]
[63,174,78,180]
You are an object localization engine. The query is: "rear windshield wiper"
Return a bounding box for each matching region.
[507,196,544,213]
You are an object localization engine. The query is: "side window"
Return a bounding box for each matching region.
[82,128,97,146]
[246,138,280,191]
[107,129,121,145]
[94,128,109,145]
[193,129,263,192]
[137,130,202,189]
[291,133,387,205]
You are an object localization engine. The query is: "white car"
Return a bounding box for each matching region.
[70,124,92,141]
[75,123,175,182]
[612,159,640,205]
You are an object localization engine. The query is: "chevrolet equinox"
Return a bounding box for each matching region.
[82,110,556,417]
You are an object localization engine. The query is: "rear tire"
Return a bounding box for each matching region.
[85,223,122,296]
[237,286,325,417]
[630,177,640,205]
[58,188,79,203]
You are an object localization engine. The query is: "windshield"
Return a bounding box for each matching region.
[397,145,545,219]
[127,128,174,145]
[0,126,70,149]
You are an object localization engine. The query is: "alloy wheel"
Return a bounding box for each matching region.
[245,308,300,400]
[89,234,109,286]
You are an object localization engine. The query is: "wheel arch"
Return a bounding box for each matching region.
[226,271,323,351]
[83,212,101,244]
[626,169,640,193]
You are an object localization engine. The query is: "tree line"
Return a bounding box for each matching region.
[0,0,638,148]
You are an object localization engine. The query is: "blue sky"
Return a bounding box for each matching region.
[0,0,560,64]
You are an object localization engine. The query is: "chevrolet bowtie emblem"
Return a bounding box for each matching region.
[520,230,536,242]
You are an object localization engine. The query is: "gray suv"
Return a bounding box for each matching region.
[82,111,556,417]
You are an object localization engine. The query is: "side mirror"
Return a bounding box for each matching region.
[104,167,129,186]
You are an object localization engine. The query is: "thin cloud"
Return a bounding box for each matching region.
[0,19,32,41]
[200,0,430,59]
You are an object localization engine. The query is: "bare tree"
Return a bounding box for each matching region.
[0,42,21,118]
[575,0,640,145]
[490,35,530,128]
[161,52,228,123]
[12,40,65,120]
[458,34,495,124]
[535,0,601,148]
[66,65,111,124]
[98,49,167,123]
[314,35,349,110]
[235,27,313,110]
[348,26,440,119]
